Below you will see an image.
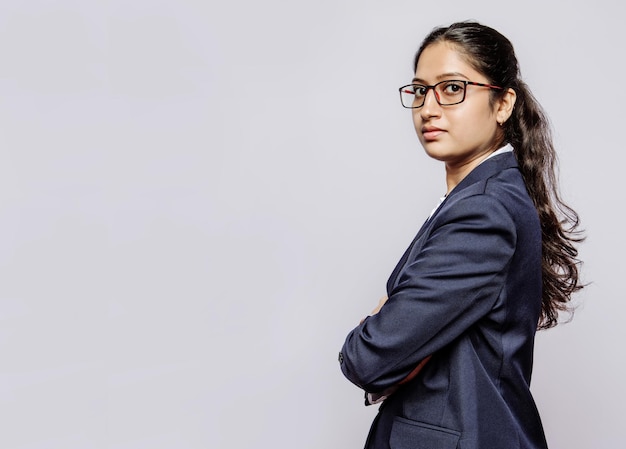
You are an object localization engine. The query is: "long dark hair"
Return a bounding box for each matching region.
[414,21,583,329]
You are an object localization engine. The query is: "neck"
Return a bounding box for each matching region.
[443,139,511,194]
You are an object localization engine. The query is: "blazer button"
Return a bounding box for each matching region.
[338,352,344,364]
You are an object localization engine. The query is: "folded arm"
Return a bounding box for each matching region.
[340,194,517,395]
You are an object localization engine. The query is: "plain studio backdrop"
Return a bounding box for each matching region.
[0,1,620,448]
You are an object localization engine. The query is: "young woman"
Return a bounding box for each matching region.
[339,22,583,449]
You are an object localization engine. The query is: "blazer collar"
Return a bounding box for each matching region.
[447,151,519,199]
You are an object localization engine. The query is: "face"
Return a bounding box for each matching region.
[412,41,504,168]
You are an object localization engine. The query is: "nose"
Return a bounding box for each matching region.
[420,87,441,119]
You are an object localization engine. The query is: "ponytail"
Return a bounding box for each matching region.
[507,82,583,329]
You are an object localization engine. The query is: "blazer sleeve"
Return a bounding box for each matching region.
[340,193,517,393]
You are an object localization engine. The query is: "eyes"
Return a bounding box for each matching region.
[412,80,466,99]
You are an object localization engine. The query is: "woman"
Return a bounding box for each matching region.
[339,22,583,449]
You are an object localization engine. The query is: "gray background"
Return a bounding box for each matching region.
[0,1,620,448]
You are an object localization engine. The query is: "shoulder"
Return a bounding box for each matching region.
[430,191,517,246]
[425,172,537,253]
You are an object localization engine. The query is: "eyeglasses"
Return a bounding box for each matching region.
[399,80,503,108]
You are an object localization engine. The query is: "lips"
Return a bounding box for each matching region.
[421,126,445,141]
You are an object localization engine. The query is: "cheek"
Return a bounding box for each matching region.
[450,106,495,139]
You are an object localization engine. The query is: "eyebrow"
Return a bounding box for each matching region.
[412,72,470,83]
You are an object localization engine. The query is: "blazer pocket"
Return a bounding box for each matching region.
[390,417,460,449]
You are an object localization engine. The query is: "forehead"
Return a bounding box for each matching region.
[414,42,483,82]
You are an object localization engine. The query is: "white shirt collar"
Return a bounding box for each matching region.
[483,143,514,162]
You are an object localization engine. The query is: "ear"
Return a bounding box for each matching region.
[496,88,516,125]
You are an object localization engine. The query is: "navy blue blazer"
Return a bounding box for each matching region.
[340,152,548,449]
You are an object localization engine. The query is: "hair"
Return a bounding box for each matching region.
[413,21,584,329]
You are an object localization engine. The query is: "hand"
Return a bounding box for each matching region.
[370,295,388,316]
[366,355,432,405]
[360,296,389,324]
[397,355,432,386]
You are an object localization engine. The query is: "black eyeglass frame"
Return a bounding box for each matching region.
[399,80,503,109]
